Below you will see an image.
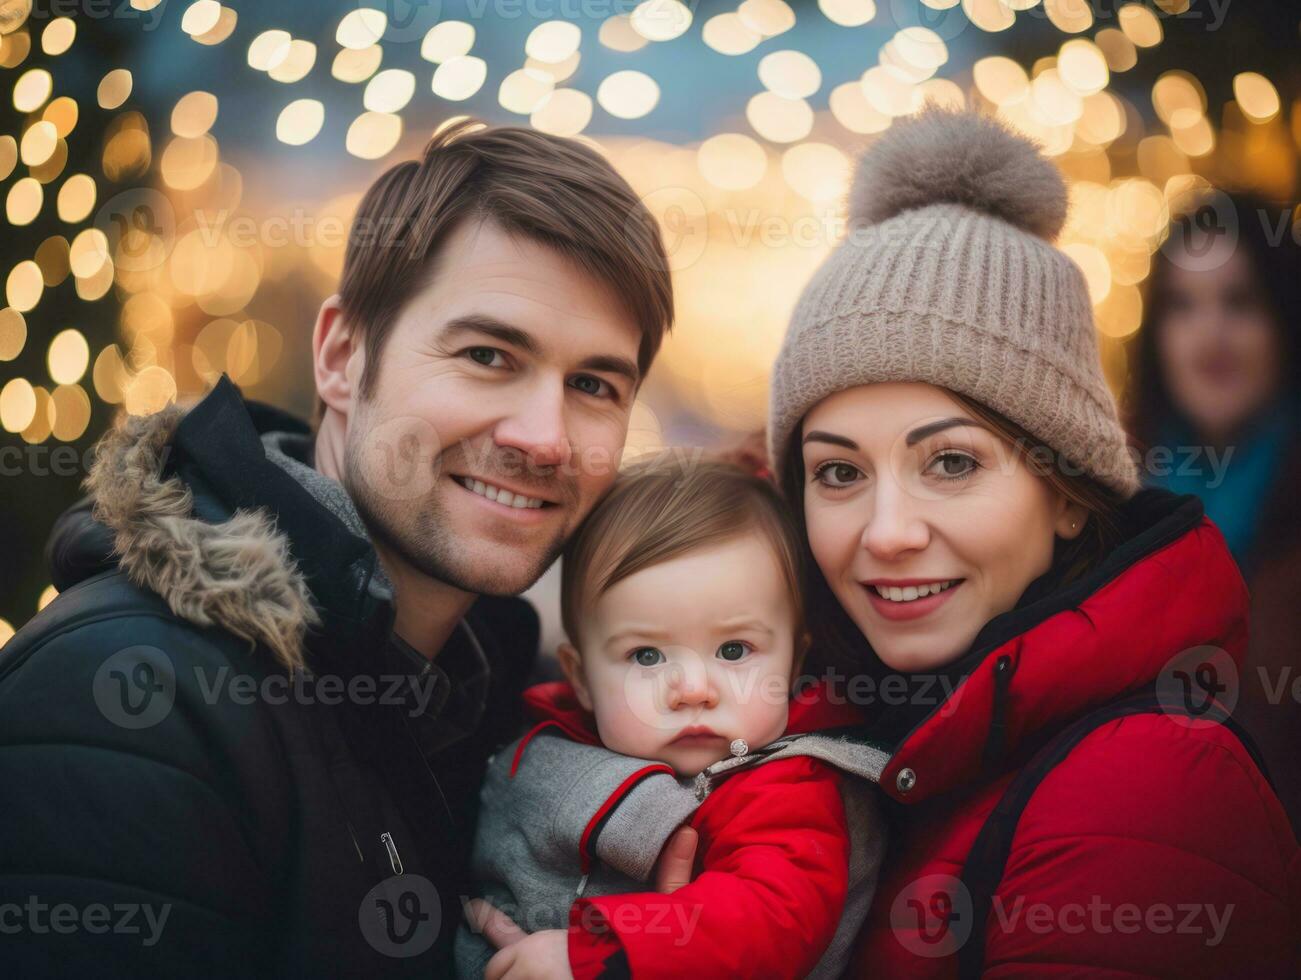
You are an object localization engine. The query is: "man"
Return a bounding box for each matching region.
[0,120,673,977]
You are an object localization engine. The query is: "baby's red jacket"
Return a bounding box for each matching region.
[513,680,867,980]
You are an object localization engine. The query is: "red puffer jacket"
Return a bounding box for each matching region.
[853,490,1301,977]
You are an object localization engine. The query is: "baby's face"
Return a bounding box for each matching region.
[567,536,798,777]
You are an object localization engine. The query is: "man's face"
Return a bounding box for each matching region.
[341,219,644,597]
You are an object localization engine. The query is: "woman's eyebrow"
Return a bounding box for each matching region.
[905,417,982,446]
[802,430,859,450]
[804,418,983,451]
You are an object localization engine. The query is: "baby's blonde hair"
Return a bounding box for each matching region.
[560,457,809,669]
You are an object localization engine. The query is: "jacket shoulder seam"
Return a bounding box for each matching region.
[0,738,248,794]
[5,601,261,676]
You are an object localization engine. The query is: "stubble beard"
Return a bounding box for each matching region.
[341,426,572,597]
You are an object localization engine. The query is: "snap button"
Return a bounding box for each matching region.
[895,767,916,794]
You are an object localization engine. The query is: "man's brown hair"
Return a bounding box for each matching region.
[331,119,674,409]
[560,457,810,670]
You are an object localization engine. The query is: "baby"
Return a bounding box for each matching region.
[455,459,887,980]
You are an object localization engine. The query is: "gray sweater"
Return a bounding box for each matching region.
[455,727,890,979]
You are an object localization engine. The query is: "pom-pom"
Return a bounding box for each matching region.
[848,106,1067,240]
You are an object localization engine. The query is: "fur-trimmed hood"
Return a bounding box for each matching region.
[83,405,319,671]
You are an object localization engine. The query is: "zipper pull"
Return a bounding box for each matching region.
[380,831,403,876]
[981,655,1015,775]
[574,873,589,899]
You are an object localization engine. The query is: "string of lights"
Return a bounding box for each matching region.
[0,0,1297,637]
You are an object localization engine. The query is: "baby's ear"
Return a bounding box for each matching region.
[557,642,594,712]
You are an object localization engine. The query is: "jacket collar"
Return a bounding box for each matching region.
[873,488,1249,804]
[170,375,378,628]
[79,376,499,760]
[83,375,382,672]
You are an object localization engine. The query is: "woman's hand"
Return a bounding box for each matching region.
[465,825,700,976]
[652,824,698,892]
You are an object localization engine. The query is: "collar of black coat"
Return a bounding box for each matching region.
[85,375,383,673]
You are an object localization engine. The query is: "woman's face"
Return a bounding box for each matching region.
[1157,241,1282,441]
[801,382,1086,674]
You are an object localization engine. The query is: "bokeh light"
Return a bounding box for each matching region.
[47,328,88,385]
[0,0,1297,638]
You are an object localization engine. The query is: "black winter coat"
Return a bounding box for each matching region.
[0,378,539,977]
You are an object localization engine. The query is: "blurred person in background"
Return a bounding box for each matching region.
[1128,193,1301,829]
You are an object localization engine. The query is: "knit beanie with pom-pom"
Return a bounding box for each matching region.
[767,107,1141,498]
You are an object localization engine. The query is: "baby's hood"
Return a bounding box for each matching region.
[522,681,603,746]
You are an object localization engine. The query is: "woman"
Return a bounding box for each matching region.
[766,109,1300,977]
[1130,195,1301,827]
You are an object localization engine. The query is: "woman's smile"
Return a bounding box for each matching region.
[860,577,965,622]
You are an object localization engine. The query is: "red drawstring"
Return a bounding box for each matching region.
[510,720,564,777]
